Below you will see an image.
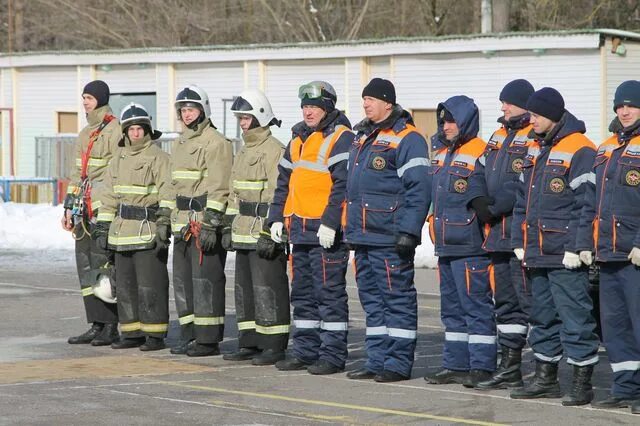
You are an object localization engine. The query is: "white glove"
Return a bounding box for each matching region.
[514,248,524,261]
[270,222,284,243]
[317,224,336,249]
[628,247,640,267]
[579,251,593,266]
[562,251,582,269]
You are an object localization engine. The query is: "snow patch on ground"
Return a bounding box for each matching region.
[0,203,438,268]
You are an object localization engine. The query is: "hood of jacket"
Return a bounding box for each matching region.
[435,96,479,147]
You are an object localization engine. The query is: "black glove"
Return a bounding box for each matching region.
[203,208,224,228]
[154,207,172,254]
[470,196,495,224]
[395,233,418,260]
[198,224,218,252]
[63,193,75,210]
[257,230,280,260]
[91,222,110,251]
[221,227,233,251]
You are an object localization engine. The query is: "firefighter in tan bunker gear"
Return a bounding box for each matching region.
[63,80,120,347]
[221,89,291,365]
[94,103,171,351]
[165,85,233,357]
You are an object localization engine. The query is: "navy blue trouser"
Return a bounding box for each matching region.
[600,262,640,398]
[355,246,417,378]
[528,267,599,366]
[290,244,349,368]
[439,255,497,372]
[491,252,531,349]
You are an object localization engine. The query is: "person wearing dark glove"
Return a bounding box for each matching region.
[220,224,233,252]
[470,196,495,224]
[256,230,280,260]
[425,96,497,388]
[91,221,110,251]
[395,233,419,260]
[154,208,172,255]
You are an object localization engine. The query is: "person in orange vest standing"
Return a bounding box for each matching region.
[267,81,354,375]
[424,96,497,388]
[62,80,120,346]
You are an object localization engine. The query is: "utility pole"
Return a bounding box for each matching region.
[481,0,492,34]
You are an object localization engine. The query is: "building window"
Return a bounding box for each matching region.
[57,111,78,134]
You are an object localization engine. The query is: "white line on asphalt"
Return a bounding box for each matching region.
[0,282,78,293]
[59,316,81,320]
[319,376,639,418]
[105,389,331,423]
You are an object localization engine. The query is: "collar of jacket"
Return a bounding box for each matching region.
[181,118,212,141]
[498,113,530,131]
[86,105,113,127]
[291,110,351,141]
[121,134,152,154]
[242,126,272,147]
[610,117,640,143]
[528,111,586,147]
[354,104,411,136]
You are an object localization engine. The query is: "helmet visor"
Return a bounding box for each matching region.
[298,83,324,100]
[230,96,253,112]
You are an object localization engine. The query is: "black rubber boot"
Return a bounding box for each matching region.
[223,347,261,361]
[307,360,343,375]
[187,342,220,357]
[511,361,562,399]
[91,323,119,346]
[170,339,194,355]
[140,337,165,352]
[111,337,145,349]
[252,349,286,366]
[463,370,493,388]
[424,368,469,385]
[374,370,410,383]
[275,356,311,371]
[68,322,103,344]
[347,368,377,380]
[592,395,637,409]
[476,346,524,390]
[562,365,594,406]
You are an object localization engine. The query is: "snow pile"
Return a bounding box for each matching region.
[0,202,75,251]
[0,202,438,268]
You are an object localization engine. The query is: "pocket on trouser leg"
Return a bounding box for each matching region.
[464,259,493,296]
[321,247,349,287]
[383,259,414,291]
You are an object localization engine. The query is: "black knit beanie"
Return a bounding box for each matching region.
[499,79,535,109]
[526,87,565,122]
[83,80,110,108]
[362,78,396,105]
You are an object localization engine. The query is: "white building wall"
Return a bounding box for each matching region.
[0,68,14,175]
[174,62,244,140]
[95,64,156,94]
[606,40,640,139]
[15,66,77,176]
[155,64,175,132]
[264,59,345,143]
[344,57,364,125]
[394,49,602,142]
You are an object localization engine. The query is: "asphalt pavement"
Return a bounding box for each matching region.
[0,250,637,425]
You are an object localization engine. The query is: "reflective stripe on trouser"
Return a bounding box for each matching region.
[290,244,349,368]
[355,246,417,377]
[600,263,640,398]
[234,250,290,351]
[490,252,531,349]
[528,267,599,366]
[74,227,118,324]
[173,237,227,343]
[115,249,170,338]
[438,256,497,372]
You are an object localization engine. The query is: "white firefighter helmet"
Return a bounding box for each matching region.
[92,274,116,304]
[230,89,281,127]
[175,85,211,120]
[120,103,152,129]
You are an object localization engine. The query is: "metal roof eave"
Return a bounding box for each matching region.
[1,29,636,68]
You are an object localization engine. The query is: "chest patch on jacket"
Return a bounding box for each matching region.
[511,158,524,173]
[371,156,386,170]
[454,178,468,193]
[625,169,640,186]
[549,177,565,193]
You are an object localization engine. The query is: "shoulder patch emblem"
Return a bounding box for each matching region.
[454,178,468,193]
[625,169,640,186]
[549,177,565,193]
[371,156,386,170]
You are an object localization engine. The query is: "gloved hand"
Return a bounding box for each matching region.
[221,226,233,251]
[628,247,640,266]
[514,248,524,261]
[257,230,279,260]
[470,196,495,223]
[317,224,336,249]
[154,208,172,254]
[91,222,110,251]
[579,251,593,266]
[562,251,582,269]
[271,222,284,243]
[198,224,218,252]
[203,208,223,228]
[395,233,418,260]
